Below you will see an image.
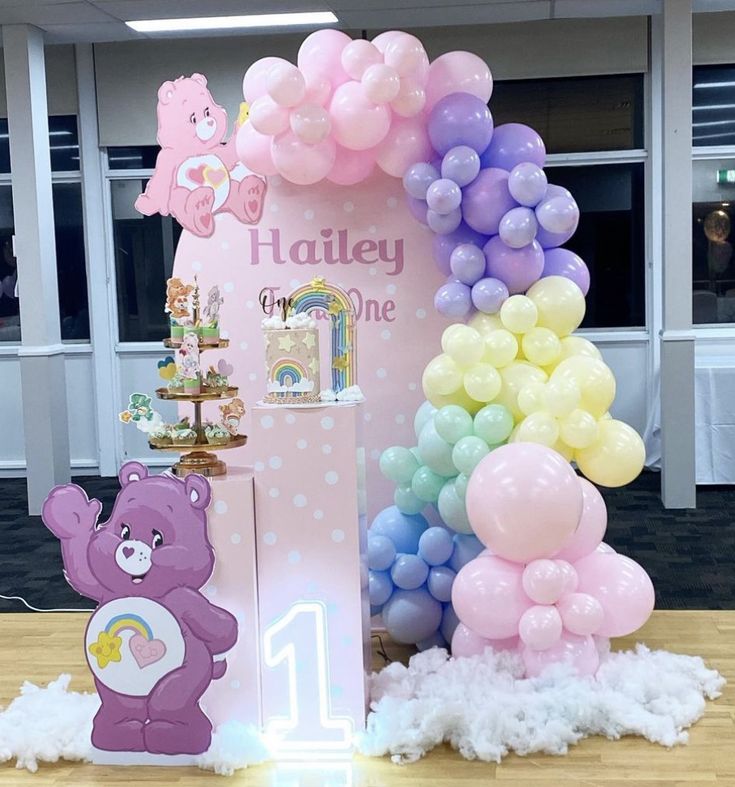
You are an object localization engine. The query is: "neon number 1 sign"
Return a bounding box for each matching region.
[263,601,354,756]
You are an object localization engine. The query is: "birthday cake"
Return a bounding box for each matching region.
[263,313,320,403]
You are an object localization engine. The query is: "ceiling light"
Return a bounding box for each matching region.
[127,11,338,33]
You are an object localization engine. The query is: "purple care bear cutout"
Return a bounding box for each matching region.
[41,462,238,756]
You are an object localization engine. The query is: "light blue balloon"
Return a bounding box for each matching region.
[452,435,490,475]
[367,533,396,571]
[418,421,457,477]
[382,588,443,645]
[473,404,514,445]
[414,401,438,440]
[394,484,425,516]
[370,506,427,553]
[411,465,446,503]
[434,404,474,444]
[391,554,430,590]
[437,479,472,533]
[416,631,448,652]
[427,565,456,602]
[440,604,460,644]
[369,570,394,607]
[448,533,485,572]
[418,526,454,566]
[379,445,420,484]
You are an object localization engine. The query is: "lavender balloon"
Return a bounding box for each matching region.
[426,178,462,215]
[407,195,429,225]
[403,162,440,200]
[428,92,494,156]
[536,215,579,248]
[484,236,545,294]
[471,277,508,314]
[433,223,489,276]
[462,168,517,235]
[508,162,548,207]
[435,279,472,318]
[441,145,481,187]
[428,207,462,235]
[545,184,573,200]
[499,206,538,249]
[450,243,486,285]
[480,123,546,171]
[536,195,579,234]
[542,247,590,295]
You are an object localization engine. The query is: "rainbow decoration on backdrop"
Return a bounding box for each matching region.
[289,277,357,393]
[272,358,306,388]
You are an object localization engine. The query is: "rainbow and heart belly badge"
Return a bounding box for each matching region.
[88,613,166,670]
[176,154,231,211]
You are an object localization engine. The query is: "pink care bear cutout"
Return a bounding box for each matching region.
[135,73,267,237]
[41,462,238,756]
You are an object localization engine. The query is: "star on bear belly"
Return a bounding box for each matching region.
[278,334,296,352]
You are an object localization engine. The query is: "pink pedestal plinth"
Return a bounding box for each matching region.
[252,402,370,756]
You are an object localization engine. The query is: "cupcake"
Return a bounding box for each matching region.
[183,374,201,395]
[170,322,184,344]
[172,423,197,446]
[201,325,220,345]
[205,422,230,446]
[167,373,184,393]
[149,424,172,448]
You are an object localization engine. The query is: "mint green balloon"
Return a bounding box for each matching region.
[418,421,457,477]
[380,445,420,484]
[452,436,490,475]
[434,405,474,445]
[473,404,514,445]
[437,479,472,534]
[454,472,470,500]
[414,400,437,440]
[411,465,447,503]
[394,484,425,515]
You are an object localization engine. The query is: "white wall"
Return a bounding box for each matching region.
[0,44,77,115]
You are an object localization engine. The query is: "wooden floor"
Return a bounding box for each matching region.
[0,611,733,785]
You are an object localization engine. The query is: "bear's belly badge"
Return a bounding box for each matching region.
[85,597,186,697]
[177,154,230,211]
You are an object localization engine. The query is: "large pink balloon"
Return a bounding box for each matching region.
[327,145,376,186]
[554,478,607,562]
[465,443,583,563]
[426,51,493,111]
[451,623,518,659]
[235,122,277,176]
[329,81,392,151]
[574,552,655,637]
[452,554,532,640]
[297,29,351,86]
[243,57,288,103]
[383,33,429,79]
[522,631,599,677]
[372,30,404,53]
[376,116,433,177]
[271,130,336,185]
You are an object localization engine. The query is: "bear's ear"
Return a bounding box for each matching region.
[190,72,207,87]
[157,80,177,105]
[119,461,149,487]
[185,474,212,511]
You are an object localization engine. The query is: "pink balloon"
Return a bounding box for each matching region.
[266,62,305,107]
[465,443,583,563]
[556,559,579,594]
[249,95,290,136]
[574,552,655,637]
[554,478,608,562]
[341,39,382,80]
[290,103,331,144]
[518,605,563,650]
[522,559,566,604]
[329,81,391,151]
[596,542,616,554]
[362,64,401,104]
[235,122,277,176]
[425,51,493,111]
[451,623,518,659]
[243,56,288,103]
[391,78,427,117]
[297,29,351,86]
[326,145,376,186]
[303,75,332,106]
[376,116,433,177]
[372,30,404,53]
[384,33,429,78]
[271,130,336,185]
[452,554,532,640]
[522,631,599,677]
[557,592,604,636]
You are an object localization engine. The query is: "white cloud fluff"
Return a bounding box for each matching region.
[358,644,725,764]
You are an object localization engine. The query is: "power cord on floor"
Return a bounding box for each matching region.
[371,632,391,664]
[0,593,90,613]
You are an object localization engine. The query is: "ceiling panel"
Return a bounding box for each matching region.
[0,2,116,25]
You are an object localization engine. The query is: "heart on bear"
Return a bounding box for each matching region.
[186,163,227,189]
[129,634,167,668]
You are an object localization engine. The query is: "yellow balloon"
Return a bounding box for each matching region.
[422,353,462,398]
[517,411,560,447]
[463,363,502,403]
[517,381,547,416]
[509,424,521,443]
[575,418,645,487]
[544,377,581,418]
[559,408,599,449]
[559,335,602,362]
[430,386,485,415]
[526,276,586,337]
[442,325,484,368]
[552,438,575,462]
[469,312,503,337]
[495,361,548,420]
[500,295,538,334]
[483,330,519,368]
[550,356,616,418]
[522,327,562,367]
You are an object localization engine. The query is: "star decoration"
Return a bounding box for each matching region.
[311,276,327,291]
[308,357,319,375]
[88,631,122,669]
[278,334,296,352]
[332,354,350,371]
[327,300,342,317]
[302,332,316,349]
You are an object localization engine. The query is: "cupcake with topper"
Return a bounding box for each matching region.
[171,417,197,446]
[204,421,231,446]
[201,285,224,345]
[165,277,194,345]
[205,359,232,392]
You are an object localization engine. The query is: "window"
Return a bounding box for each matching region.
[108,146,159,170]
[693,65,735,148]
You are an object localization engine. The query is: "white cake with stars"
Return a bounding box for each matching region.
[262,313,320,404]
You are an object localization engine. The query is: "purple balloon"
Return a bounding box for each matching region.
[499,206,538,249]
[461,168,517,235]
[427,207,462,235]
[536,196,579,234]
[536,216,579,249]
[441,145,481,187]
[433,223,489,276]
[508,162,548,207]
[426,178,462,215]
[428,92,494,156]
[450,243,486,285]
[435,279,472,317]
[480,123,546,171]
[407,195,428,225]
[545,184,573,200]
[403,162,440,200]
[484,236,545,295]
[471,277,509,313]
[542,248,590,295]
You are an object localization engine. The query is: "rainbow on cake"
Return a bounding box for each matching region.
[262,311,321,404]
